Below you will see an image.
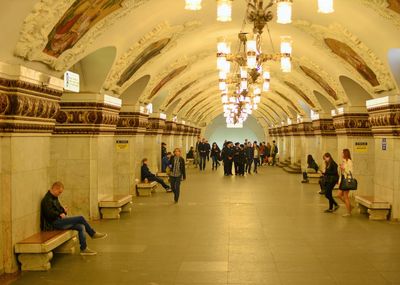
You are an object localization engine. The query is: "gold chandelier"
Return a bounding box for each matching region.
[185,0,334,22]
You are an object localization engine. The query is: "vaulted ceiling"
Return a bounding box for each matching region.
[1,0,399,127]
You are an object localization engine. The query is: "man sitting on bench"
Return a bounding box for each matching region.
[141,158,171,192]
[41,182,107,256]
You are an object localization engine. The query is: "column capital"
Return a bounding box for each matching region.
[312,118,336,136]
[332,112,372,137]
[116,111,149,135]
[367,96,400,137]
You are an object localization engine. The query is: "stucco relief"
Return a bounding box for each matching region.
[293,21,395,94]
[139,51,212,103]
[103,20,201,93]
[14,0,147,71]
[361,0,400,27]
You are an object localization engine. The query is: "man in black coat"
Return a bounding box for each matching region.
[233,142,240,175]
[198,138,208,171]
[223,141,234,176]
[41,182,107,256]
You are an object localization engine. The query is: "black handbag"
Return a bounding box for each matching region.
[339,172,358,191]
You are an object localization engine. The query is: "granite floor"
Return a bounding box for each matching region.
[11,165,400,285]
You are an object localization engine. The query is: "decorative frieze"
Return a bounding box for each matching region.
[164,120,177,136]
[116,112,149,135]
[367,98,400,136]
[146,117,165,135]
[287,124,299,136]
[312,119,336,136]
[55,102,120,135]
[0,78,61,133]
[297,122,314,136]
[333,113,372,136]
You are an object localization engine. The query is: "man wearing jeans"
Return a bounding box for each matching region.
[40,182,107,256]
[168,148,186,203]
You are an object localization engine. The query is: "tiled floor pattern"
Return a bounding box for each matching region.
[11,166,400,285]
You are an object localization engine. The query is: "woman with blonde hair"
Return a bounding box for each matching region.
[338,149,354,217]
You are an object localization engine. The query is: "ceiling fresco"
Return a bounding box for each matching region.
[300,65,338,101]
[284,81,316,108]
[149,65,187,100]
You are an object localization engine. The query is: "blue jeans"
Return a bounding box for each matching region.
[170,176,182,202]
[53,216,96,250]
[199,156,207,170]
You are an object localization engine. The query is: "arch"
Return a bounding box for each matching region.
[120,75,151,106]
[388,48,400,91]
[339,75,373,107]
[68,46,117,93]
[313,90,335,114]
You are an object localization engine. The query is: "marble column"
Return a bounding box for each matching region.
[332,109,374,196]
[115,107,149,195]
[163,119,177,152]
[0,65,63,273]
[282,125,291,163]
[145,113,166,172]
[288,124,301,166]
[312,117,337,167]
[174,123,184,149]
[297,120,316,171]
[51,93,121,219]
[367,96,400,220]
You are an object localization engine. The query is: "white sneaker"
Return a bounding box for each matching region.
[80,248,97,256]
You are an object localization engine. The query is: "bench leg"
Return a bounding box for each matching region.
[18,252,53,271]
[100,207,122,219]
[121,202,133,213]
[367,209,390,221]
[357,203,368,215]
[54,236,79,254]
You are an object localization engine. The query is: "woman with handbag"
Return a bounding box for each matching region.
[338,149,355,217]
[321,153,340,213]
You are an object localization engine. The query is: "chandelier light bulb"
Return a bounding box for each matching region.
[219,71,227,80]
[281,56,292,72]
[221,94,228,103]
[219,80,227,90]
[217,0,233,22]
[318,0,334,14]
[253,86,261,95]
[254,94,261,104]
[253,103,258,110]
[185,0,202,10]
[263,70,271,80]
[240,66,248,79]
[263,81,270,92]
[280,36,292,55]
[240,80,248,92]
[276,0,292,24]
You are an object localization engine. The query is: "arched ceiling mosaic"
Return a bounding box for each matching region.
[1,0,399,126]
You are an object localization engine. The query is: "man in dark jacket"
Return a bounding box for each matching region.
[233,142,240,175]
[223,141,234,176]
[198,138,208,171]
[168,148,186,203]
[141,159,171,192]
[41,182,107,256]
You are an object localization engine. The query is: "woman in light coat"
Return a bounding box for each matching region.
[338,149,354,217]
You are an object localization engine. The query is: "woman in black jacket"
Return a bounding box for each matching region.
[321,153,339,213]
[210,142,221,170]
[168,148,186,203]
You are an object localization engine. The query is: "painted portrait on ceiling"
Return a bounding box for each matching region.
[324,38,380,87]
[165,80,197,108]
[387,0,400,14]
[43,0,124,58]
[117,38,171,87]
[275,91,301,113]
[300,65,338,100]
[149,65,187,99]
[284,81,316,108]
[178,91,203,112]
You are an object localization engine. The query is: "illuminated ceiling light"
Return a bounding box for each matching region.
[280,36,292,72]
[219,80,227,90]
[276,0,292,24]
[318,0,334,14]
[217,0,233,22]
[246,37,258,69]
[240,66,248,79]
[185,0,202,10]
[219,71,227,80]
[281,57,291,73]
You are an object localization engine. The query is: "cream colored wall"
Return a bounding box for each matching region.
[0,136,51,273]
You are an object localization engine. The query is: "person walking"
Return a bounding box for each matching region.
[198,138,208,171]
[253,141,260,174]
[245,142,254,174]
[210,142,221,170]
[205,140,211,162]
[270,141,278,166]
[168,148,186,203]
[265,142,272,165]
[321,153,340,213]
[238,144,246,176]
[338,149,354,217]
[233,142,241,175]
[259,142,265,166]
[222,141,234,176]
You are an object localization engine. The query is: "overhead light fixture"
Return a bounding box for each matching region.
[318,0,334,14]
[280,36,292,72]
[217,0,233,22]
[185,0,202,10]
[276,0,293,24]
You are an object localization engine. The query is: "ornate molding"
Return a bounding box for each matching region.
[0,78,61,133]
[103,20,201,93]
[55,102,120,134]
[163,120,177,136]
[116,111,149,135]
[293,21,395,94]
[361,0,400,28]
[297,122,314,136]
[368,104,400,136]
[146,117,165,135]
[14,0,147,71]
[333,113,372,136]
[312,119,336,136]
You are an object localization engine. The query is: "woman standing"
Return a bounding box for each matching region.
[168,148,186,203]
[321,153,340,213]
[210,142,221,170]
[253,142,260,174]
[338,149,354,217]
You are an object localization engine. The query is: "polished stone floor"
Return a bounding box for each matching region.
[11,165,400,285]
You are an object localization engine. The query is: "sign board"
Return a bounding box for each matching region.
[354,142,368,153]
[381,138,387,151]
[116,140,129,152]
[63,71,80,92]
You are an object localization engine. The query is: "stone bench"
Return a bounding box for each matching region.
[308,173,322,184]
[156,172,170,186]
[136,181,157,196]
[355,195,391,221]
[186,158,195,168]
[99,195,133,219]
[15,230,78,271]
